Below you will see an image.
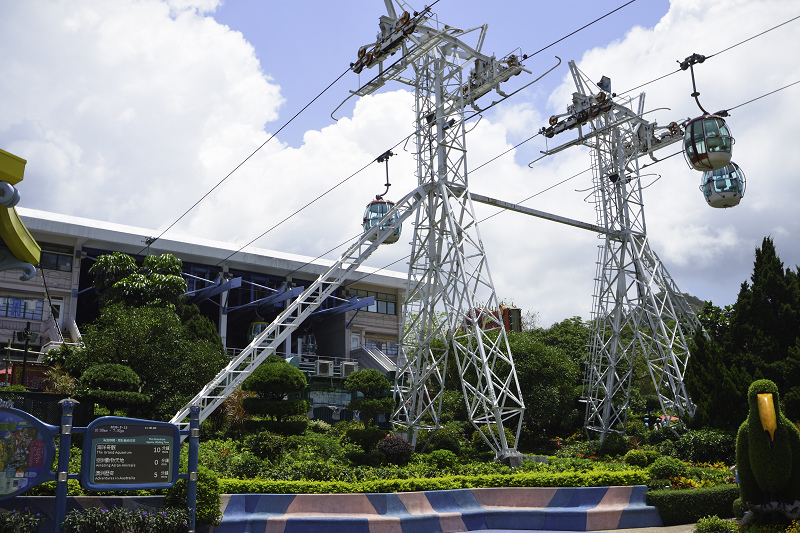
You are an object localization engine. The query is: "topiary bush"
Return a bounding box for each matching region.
[77,363,150,415]
[623,448,660,467]
[427,422,468,455]
[423,449,459,471]
[649,456,689,480]
[646,485,739,526]
[346,426,387,453]
[377,435,413,465]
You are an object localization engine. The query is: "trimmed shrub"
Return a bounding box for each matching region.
[624,448,660,467]
[346,426,387,453]
[649,456,688,480]
[598,432,628,457]
[646,484,738,526]
[427,422,468,455]
[675,429,735,464]
[307,420,332,434]
[80,363,141,391]
[423,449,459,471]
[244,430,285,461]
[218,468,650,494]
[165,466,221,527]
[377,435,413,465]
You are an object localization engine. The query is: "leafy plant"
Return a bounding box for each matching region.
[650,456,689,480]
[60,506,189,533]
[0,507,43,533]
[165,466,222,527]
[694,515,738,533]
[377,435,413,464]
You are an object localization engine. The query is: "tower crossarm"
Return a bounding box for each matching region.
[170,184,430,433]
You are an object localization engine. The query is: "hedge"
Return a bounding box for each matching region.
[646,484,739,526]
[218,469,650,495]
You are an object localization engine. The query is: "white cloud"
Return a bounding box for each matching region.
[0,0,283,226]
[3,0,800,327]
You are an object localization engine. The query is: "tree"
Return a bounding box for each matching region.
[687,237,800,429]
[344,369,394,422]
[507,330,581,446]
[89,252,186,308]
[78,363,149,416]
[58,251,229,420]
[241,355,309,423]
[67,303,228,419]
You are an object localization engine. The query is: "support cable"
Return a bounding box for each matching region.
[617,13,800,96]
[137,68,352,255]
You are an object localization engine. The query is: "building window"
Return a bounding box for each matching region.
[0,296,44,320]
[348,290,397,315]
[39,243,73,272]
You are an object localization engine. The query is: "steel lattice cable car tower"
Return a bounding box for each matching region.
[539,63,701,440]
[171,1,529,460]
[350,2,529,459]
[392,33,526,459]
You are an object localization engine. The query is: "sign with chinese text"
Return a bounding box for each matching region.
[81,417,179,491]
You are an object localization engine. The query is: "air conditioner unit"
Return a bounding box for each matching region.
[315,360,334,377]
[341,362,358,377]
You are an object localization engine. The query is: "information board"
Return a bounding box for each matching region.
[0,406,57,499]
[81,417,179,491]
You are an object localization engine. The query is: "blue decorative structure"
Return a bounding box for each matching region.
[212,485,662,532]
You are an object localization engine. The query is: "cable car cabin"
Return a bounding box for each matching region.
[363,199,401,244]
[248,321,268,342]
[684,115,734,171]
[700,161,745,208]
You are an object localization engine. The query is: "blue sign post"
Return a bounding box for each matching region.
[2,400,200,533]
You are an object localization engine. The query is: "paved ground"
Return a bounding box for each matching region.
[466,527,696,533]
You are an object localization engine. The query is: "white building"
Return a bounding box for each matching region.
[2,208,405,385]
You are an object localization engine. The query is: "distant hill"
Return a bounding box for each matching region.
[655,291,705,315]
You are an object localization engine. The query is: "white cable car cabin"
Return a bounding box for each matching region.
[363,198,401,244]
[700,161,745,208]
[684,115,734,171]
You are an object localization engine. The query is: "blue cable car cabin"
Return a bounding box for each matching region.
[700,161,745,208]
[363,199,401,244]
[684,115,733,172]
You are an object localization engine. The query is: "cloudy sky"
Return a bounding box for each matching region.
[2,0,799,327]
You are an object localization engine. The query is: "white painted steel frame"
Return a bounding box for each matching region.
[390,24,524,459]
[170,185,428,431]
[559,63,700,440]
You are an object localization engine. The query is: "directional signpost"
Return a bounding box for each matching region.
[81,418,179,490]
[1,400,200,533]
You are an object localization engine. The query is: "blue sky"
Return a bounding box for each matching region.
[2,0,799,326]
[211,1,670,148]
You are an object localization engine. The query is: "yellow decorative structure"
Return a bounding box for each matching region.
[0,148,41,278]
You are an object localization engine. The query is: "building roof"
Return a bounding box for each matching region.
[19,208,407,289]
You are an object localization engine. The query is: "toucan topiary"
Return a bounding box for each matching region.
[736,379,800,514]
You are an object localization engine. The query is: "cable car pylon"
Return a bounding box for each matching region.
[534,61,702,441]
